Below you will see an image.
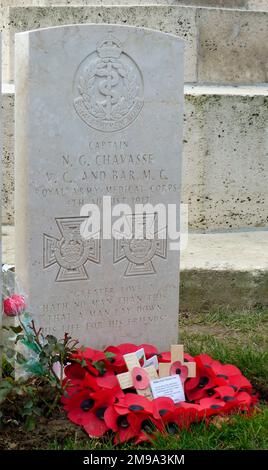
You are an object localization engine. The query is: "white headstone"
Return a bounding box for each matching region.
[15,24,184,350]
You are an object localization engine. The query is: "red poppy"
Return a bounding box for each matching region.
[132,367,149,390]
[139,344,159,358]
[214,385,236,401]
[196,354,216,368]
[225,373,252,393]
[157,351,171,363]
[66,386,124,438]
[65,363,87,383]
[80,372,101,392]
[235,391,255,409]
[104,405,122,432]
[62,370,100,405]
[104,346,126,372]
[69,350,100,377]
[198,397,226,416]
[116,343,140,355]
[96,370,119,389]
[185,357,217,401]
[211,362,242,382]
[195,355,253,396]
[214,386,254,410]
[158,404,201,434]
[170,361,188,384]
[63,389,94,425]
[213,385,253,413]
[184,353,195,363]
[178,402,202,416]
[61,382,82,407]
[114,393,154,416]
[104,405,145,444]
[71,347,106,364]
[128,412,163,444]
[152,397,175,419]
[82,387,124,438]
[105,393,159,444]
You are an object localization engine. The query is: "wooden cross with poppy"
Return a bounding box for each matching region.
[116,351,158,399]
[158,344,196,380]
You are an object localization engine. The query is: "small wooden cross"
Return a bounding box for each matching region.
[116,351,158,399]
[158,345,196,379]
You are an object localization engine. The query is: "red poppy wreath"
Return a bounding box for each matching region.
[62,343,257,444]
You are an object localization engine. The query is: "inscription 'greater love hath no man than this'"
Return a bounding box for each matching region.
[15,25,184,350]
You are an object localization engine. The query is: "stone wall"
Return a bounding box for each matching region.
[1,6,267,83]
[1,2,268,230]
[1,1,268,11]
[183,86,268,230]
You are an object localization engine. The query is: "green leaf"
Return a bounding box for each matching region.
[0,389,10,404]
[16,352,27,364]
[23,400,34,410]
[93,360,106,375]
[5,348,15,359]
[104,351,116,360]
[42,343,55,356]
[81,358,87,368]
[9,325,23,334]
[25,415,36,432]
[56,343,65,354]
[15,334,25,343]
[21,338,41,354]
[0,380,14,403]
[46,335,57,345]
[51,355,61,364]
[25,361,46,376]
[32,407,42,417]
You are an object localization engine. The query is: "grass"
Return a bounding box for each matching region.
[180,307,268,397]
[50,308,268,450]
[50,407,268,450]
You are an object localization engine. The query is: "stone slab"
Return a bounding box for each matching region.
[180,231,268,312]
[247,0,268,10]
[15,24,184,350]
[2,86,14,226]
[2,5,197,83]
[197,7,268,84]
[183,85,268,230]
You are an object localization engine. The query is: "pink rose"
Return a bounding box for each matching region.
[3,294,26,316]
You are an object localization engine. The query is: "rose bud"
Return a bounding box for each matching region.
[3,294,26,316]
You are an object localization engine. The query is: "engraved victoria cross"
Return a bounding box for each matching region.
[43,217,100,282]
[113,213,167,276]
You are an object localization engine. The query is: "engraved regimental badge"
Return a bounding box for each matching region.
[73,33,144,132]
[43,217,100,282]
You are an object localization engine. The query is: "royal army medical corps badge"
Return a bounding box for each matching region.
[73,33,144,132]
